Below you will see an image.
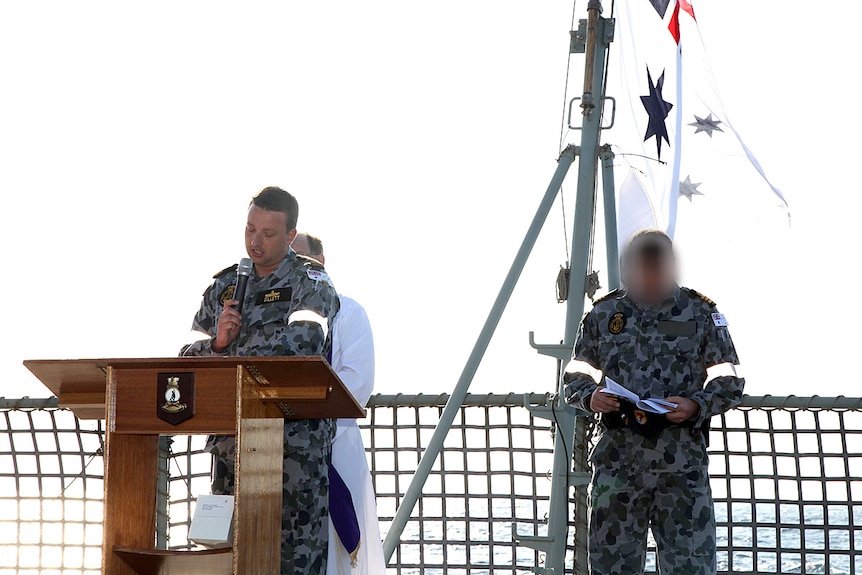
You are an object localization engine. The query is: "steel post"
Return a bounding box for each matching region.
[600,145,620,291]
[155,436,171,549]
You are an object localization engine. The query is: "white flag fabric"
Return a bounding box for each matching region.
[607,0,789,249]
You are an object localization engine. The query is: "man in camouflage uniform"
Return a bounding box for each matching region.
[564,229,744,575]
[182,186,340,575]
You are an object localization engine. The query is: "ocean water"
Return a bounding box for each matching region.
[379,497,860,575]
[710,502,858,575]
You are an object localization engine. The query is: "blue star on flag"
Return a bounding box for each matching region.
[689,113,723,137]
[640,67,674,161]
[648,0,671,17]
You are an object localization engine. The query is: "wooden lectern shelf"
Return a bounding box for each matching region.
[113,547,232,575]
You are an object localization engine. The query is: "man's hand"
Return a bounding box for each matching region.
[590,386,620,414]
[211,300,242,353]
[665,396,699,424]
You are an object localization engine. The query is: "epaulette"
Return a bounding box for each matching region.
[294,253,332,285]
[295,253,325,270]
[592,288,625,305]
[685,287,716,306]
[213,263,238,279]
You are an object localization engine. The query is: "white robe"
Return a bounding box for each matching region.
[327,295,385,575]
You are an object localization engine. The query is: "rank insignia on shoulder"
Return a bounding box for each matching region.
[687,288,715,306]
[608,311,626,334]
[593,288,624,305]
[213,264,238,279]
[307,268,330,284]
[218,285,236,306]
[711,312,728,327]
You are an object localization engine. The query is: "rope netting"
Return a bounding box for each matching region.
[0,395,859,574]
[707,403,862,575]
[0,408,104,574]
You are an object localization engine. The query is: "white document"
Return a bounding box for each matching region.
[188,495,234,548]
[600,377,678,414]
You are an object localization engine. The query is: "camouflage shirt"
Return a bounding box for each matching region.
[183,248,340,456]
[182,249,340,358]
[564,287,744,469]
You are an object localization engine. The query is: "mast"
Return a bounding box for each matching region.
[383,3,617,573]
[522,2,615,573]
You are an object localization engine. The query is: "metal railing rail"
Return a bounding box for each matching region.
[0,393,859,574]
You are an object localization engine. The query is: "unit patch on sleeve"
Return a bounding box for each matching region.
[307,269,330,284]
[218,285,236,306]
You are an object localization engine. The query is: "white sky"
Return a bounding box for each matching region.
[1,1,860,400]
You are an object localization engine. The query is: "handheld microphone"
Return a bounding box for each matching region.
[234,258,253,314]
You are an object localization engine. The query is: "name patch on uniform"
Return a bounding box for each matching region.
[608,312,626,334]
[657,320,698,336]
[711,313,728,327]
[307,269,330,283]
[218,285,236,306]
[255,288,292,305]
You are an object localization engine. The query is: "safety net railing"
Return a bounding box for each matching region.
[0,394,860,574]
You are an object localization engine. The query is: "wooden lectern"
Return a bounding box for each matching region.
[24,356,364,575]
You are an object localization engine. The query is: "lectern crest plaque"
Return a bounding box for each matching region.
[157,372,195,425]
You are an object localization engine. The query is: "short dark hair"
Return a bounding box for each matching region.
[622,229,673,269]
[303,233,324,257]
[250,187,299,232]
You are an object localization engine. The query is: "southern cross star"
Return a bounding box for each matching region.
[640,67,674,161]
[689,113,723,137]
[679,175,704,201]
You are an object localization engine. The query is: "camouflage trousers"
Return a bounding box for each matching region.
[206,418,335,575]
[588,463,716,574]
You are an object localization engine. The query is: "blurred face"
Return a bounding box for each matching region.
[624,248,677,306]
[245,205,296,275]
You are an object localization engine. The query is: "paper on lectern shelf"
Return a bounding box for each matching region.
[188,495,234,549]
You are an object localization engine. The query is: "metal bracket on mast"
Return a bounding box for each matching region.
[570,16,615,54]
[528,332,571,362]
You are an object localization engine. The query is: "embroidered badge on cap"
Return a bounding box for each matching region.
[608,312,626,334]
[307,269,330,283]
[218,285,236,306]
[711,312,728,327]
